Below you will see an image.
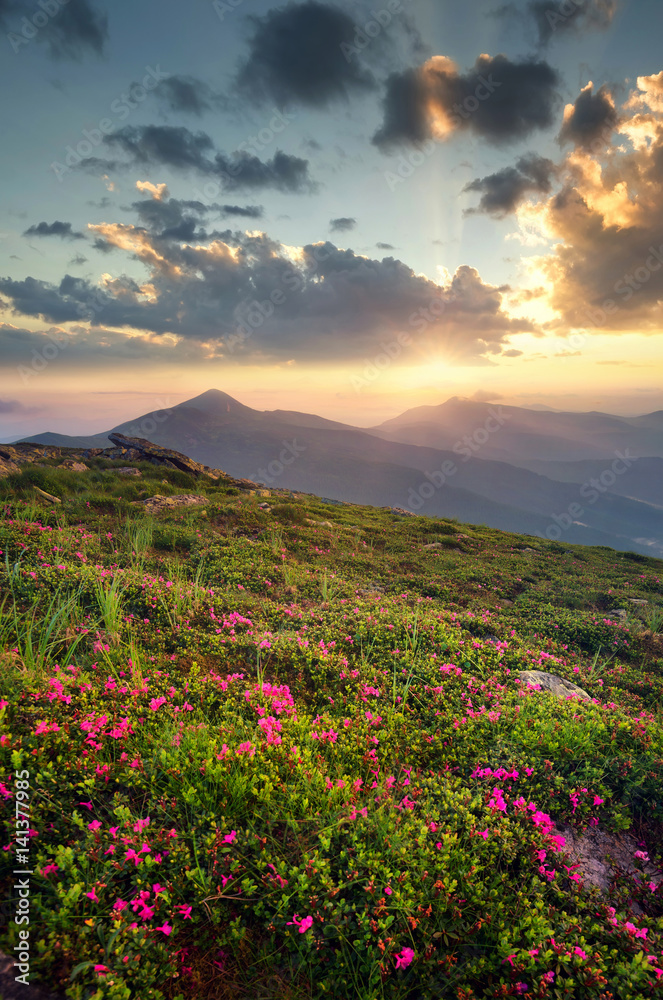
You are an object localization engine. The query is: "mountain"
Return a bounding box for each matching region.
[18,389,663,557]
[369,396,663,462]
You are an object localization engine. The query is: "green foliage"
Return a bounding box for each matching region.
[0,470,662,999]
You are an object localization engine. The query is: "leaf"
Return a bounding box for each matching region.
[70,960,94,980]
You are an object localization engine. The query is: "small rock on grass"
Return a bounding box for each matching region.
[515,670,590,700]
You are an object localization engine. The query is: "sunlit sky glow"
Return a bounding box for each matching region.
[1,0,663,439]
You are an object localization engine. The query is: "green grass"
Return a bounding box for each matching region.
[0,476,662,1000]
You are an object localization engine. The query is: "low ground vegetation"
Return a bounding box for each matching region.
[0,468,662,999]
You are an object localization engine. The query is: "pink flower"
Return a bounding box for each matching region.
[223,831,237,844]
[573,947,588,959]
[395,947,415,970]
[177,904,192,919]
[593,795,605,805]
[86,889,99,902]
[113,899,128,910]
[149,697,167,711]
[94,965,108,975]
[287,913,314,933]
[41,863,59,876]
[477,829,490,840]
[156,922,172,935]
[88,820,102,831]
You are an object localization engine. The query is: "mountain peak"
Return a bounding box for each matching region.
[175,389,257,416]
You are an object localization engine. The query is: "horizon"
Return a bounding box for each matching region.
[3,387,663,444]
[2,0,663,440]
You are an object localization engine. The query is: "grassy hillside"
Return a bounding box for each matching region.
[1,461,662,1000]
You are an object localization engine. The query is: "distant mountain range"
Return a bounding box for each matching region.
[17,390,663,557]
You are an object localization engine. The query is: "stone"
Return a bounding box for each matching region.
[134,494,208,513]
[0,456,20,478]
[515,670,590,700]
[116,467,142,477]
[58,461,88,472]
[553,823,661,897]
[107,433,221,479]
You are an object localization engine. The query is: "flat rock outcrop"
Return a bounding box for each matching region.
[108,433,221,479]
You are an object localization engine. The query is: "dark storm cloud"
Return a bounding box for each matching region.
[373,54,560,148]
[83,125,317,193]
[558,83,619,148]
[463,154,557,217]
[329,217,357,232]
[23,220,85,240]
[235,0,376,109]
[3,0,108,58]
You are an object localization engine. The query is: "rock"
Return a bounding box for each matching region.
[0,950,65,999]
[117,467,142,476]
[627,599,648,606]
[424,542,442,549]
[390,507,416,517]
[0,456,20,478]
[107,433,222,479]
[58,460,88,472]
[515,670,590,700]
[135,494,208,513]
[553,823,662,897]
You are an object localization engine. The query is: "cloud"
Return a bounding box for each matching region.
[80,125,317,193]
[463,153,557,217]
[527,0,617,47]
[470,389,504,401]
[329,217,357,232]
[515,74,663,334]
[0,398,26,414]
[154,75,224,116]
[221,205,264,218]
[0,210,536,364]
[558,82,619,148]
[235,0,377,109]
[373,53,560,148]
[1,0,108,59]
[23,221,85,240]
[69,255,88,266]
[376,242,395,250]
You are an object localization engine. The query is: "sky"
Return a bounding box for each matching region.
[1,0,663,439]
